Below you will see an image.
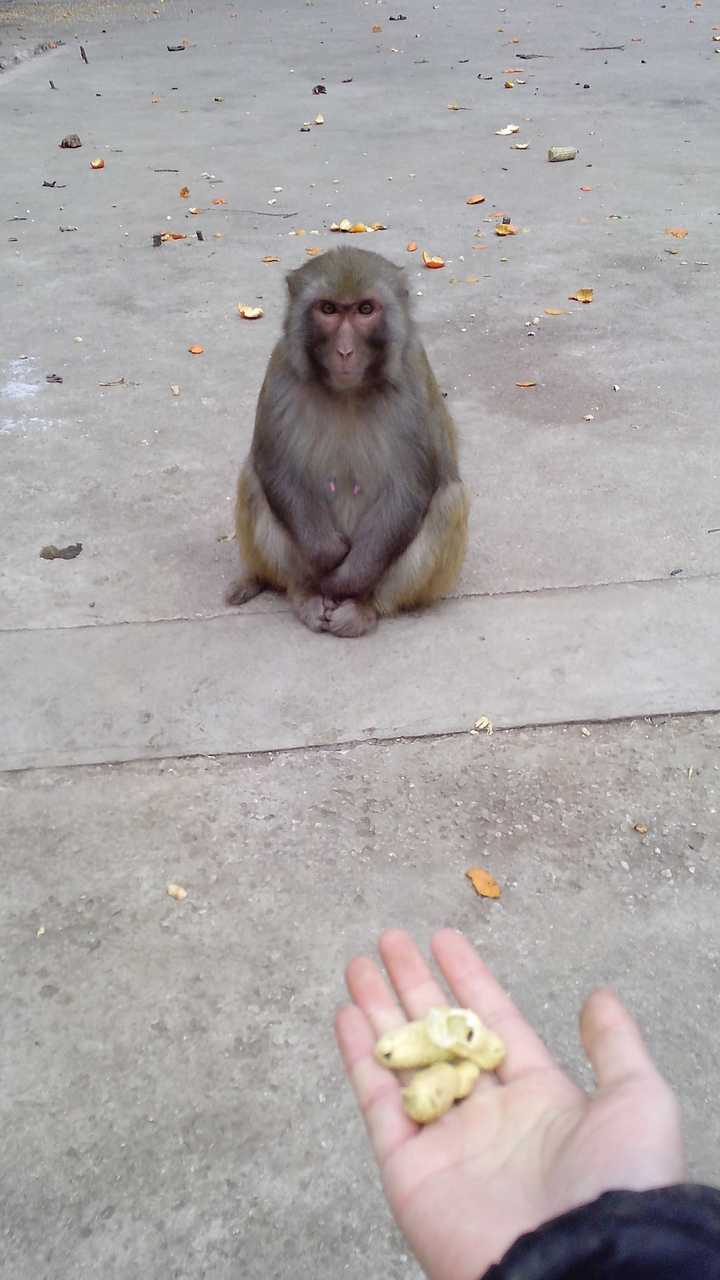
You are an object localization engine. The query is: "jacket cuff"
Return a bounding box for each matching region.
[482,1185,720,1279]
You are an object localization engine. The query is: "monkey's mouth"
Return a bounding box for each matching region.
[330,365,365,388]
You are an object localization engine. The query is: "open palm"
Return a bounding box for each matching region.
[335,929,685,1280]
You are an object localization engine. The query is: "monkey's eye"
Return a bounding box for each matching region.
[357,300,375,316]
[320,301,337,315]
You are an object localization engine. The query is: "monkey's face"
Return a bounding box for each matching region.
[309,297,385,392]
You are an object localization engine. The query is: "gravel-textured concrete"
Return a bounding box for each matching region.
[1,1,719,1277]
[2,717,720,1279]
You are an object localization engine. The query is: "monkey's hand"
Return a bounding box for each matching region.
[319,550,382,599]
[320,484,430,598]
[304,529,351,578]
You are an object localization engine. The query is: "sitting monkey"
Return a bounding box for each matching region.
[226,246,468,637]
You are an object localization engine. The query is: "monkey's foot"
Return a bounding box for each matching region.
[226,577,266,607]
[326,599,378,638]
[291,592,334,633]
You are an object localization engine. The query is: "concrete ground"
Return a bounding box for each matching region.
[1,1,719,1277]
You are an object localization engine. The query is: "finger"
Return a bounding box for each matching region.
[349,937,497,1097]
[431,929,557,1082]
[345,953,408,1037]
[335,1003,417,1164]
[580,987,663,1090]
[378,928,450,1020]
[378,929,500,1094]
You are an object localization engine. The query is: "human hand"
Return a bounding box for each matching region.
[335,929,685,1280]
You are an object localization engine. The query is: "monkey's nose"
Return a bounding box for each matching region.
[337,347,354,361]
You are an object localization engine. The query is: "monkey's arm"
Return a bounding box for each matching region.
[250,347,349,577]
[258,458,350,576]
[321,376,451,598]
[319,477,432,598]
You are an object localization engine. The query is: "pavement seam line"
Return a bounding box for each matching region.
[3,707,719,779]
[2,569,718,636]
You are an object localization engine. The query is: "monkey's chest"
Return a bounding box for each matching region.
[310,425,392,535]
[302,401,403,535]
[324,469,375,535]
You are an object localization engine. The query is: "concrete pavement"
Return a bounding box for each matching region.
[3,716,720,1279]
[1,1,719,1276]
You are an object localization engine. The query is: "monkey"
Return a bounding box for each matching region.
[225,245,468,638]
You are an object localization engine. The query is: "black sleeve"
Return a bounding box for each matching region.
[482,1185,720,1280]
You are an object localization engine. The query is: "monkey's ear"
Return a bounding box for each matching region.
[286,268,303,298]
[390,263,410,298]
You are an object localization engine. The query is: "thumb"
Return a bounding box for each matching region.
[580,987,663,1090]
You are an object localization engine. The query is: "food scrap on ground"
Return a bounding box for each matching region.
[330,219,386,233]
[465,867,502,899]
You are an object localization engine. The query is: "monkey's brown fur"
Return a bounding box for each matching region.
[227,246,468,637]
